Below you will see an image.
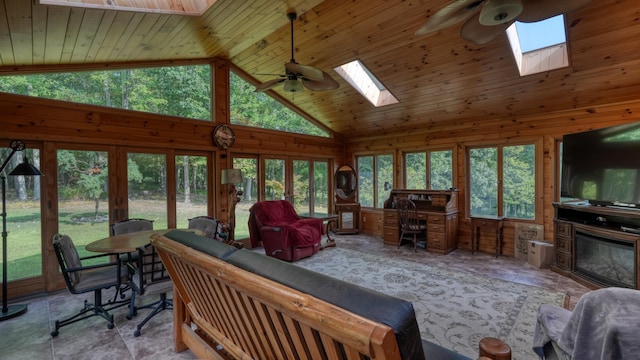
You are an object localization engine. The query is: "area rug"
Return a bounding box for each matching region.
[294,247,566,360]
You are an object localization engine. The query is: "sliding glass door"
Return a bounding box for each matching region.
[56,147,111,261]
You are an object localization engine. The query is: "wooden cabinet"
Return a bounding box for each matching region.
[553,220,573,271]
[334,164,360,234]
[335,202,360,234]
[383,189,459,254]
[553,201,640,289]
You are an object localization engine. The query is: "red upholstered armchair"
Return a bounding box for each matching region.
[248,200,323,261]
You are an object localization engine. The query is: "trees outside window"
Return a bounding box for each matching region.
[0,65,211,120]
[357,154,393,208]
[404,150,453,190]
[468,144,535,219]
[229,72,329,137]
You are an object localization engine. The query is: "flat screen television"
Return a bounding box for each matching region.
[561,121,640,208]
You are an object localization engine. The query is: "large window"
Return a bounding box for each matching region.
[468,144,535,219]
[0,65,211,120]
[175,154,209,229]
[357,154,393,208]
[404,149,453,189]
[229,71,329,137]
[3,144,41,280]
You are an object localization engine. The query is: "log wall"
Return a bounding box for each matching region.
[348,99,640,256]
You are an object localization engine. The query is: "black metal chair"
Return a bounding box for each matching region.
[51,234,129,337]
[126,243,173,337]
[110,218,154,297]
[187,215,219,240]
[396,199,427,252]
[110,218,154,236]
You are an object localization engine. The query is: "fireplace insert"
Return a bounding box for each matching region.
[574,230,636,288]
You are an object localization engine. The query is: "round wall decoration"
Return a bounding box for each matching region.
[212,124,236,149]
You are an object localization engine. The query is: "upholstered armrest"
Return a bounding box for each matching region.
[533,304,572,357]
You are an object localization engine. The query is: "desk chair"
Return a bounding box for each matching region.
[51,234,129,337]
[396,199,427,252]
[126,243,172,337]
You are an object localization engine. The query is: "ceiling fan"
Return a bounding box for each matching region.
[415,0,591,45]
[254,12,339,93]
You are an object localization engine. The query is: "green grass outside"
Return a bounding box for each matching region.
[1,199,254,282]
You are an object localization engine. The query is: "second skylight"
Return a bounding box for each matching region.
[334,60,399,107]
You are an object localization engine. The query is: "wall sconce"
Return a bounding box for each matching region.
[1,140,42,321]
[221,169,243,242]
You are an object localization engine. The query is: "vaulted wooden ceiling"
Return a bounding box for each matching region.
[1,0,639,139]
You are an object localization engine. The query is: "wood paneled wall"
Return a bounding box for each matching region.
[0,84,342,298]
[348,99,640,256]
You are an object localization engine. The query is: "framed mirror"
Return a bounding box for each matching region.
[334,164,360,234]
[335,164,357,202]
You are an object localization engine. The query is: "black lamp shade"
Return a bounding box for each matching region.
[8,157,42,176]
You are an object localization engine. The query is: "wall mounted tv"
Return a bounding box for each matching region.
[561,121,640,208]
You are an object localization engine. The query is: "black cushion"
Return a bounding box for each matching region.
[422,339,472,360]
[163,229,238,259]
[225,249,425,359]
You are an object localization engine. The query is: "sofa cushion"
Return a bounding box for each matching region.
[225,248,425,359]
[422,339,472,360]
[164,230,238,259]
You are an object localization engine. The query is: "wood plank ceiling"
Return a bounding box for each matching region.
[0,0,639,139]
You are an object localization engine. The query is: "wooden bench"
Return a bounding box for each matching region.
[151,230,510,360]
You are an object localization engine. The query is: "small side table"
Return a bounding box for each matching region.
[470,216,504,257]
[302,214,339,244]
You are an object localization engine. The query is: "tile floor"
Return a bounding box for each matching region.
[0,233,590,360]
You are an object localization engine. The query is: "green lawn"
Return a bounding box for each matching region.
[2,199,241,281]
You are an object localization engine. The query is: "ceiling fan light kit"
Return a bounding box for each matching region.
[284,78,303,92]
[479,0,523,26]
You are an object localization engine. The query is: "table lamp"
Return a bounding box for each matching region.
[1,140,42,321]
[221,169,243,242]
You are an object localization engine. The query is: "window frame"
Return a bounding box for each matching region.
[402,147,455,190]
[465,138,542,221]
[356,152,394,209]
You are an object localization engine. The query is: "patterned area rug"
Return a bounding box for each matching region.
[294,247,566,359]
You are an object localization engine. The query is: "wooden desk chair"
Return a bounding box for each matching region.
[51,234,129,337]
[396,199,427,252]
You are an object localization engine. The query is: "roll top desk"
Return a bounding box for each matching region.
[383,189,459,254]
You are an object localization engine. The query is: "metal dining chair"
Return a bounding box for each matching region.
[187,215,219,240]
[126,243,172,337]
[110,218,154,298]
[51,234,129,336]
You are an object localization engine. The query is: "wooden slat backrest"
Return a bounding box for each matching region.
[151,233,402,360]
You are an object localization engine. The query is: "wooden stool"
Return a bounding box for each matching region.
[479,337,511,360]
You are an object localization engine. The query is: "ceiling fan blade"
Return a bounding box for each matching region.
[415,0,486,36]
[285,62,324,82]
[460,12,513,45]
[254,78,285,92]
[302,72,340,91]
[518,0,591,23]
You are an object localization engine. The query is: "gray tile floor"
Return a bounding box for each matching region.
[0,234,589,360]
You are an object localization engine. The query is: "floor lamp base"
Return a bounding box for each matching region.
[0,303,28,321]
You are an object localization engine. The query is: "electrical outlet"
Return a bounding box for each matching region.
[363,216,366,222]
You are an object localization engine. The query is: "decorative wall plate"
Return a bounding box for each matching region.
[212,124,235,149]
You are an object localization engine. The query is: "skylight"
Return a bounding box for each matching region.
[38,0,217,16]
[334,60,399,107]
[506,15,569,76]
